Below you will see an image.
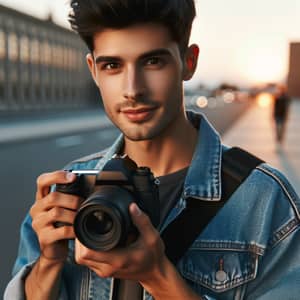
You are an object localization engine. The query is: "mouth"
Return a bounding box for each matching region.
[121,106,157,122]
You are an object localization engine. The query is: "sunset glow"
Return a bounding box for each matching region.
[256,93,273,108]
[243,53,287,85]
[1,0,300,88]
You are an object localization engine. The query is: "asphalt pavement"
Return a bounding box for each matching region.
[223,99,300,196]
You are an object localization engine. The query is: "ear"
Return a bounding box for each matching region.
[183,44,199,81]
[86,53,99,87]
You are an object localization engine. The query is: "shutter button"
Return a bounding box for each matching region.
[215,258,227,282]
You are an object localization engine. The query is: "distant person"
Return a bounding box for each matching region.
[273,84,291,143]
[4,1,300,299]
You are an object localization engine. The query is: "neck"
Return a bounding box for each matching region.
[123,112,198,177]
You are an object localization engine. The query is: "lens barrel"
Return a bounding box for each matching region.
[74,186,134,251]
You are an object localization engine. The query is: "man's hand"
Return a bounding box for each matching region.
[75,203,202,299]
[30,171,82,263]
[25,171,83,299]
[74,202,166,282]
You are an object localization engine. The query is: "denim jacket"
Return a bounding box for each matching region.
[5,111,300,300]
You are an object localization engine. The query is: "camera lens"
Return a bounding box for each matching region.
[74,186,135,251]
[78,203,122,251]
[86,211,113,235]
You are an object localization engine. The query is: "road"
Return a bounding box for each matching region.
[0,99,251,295]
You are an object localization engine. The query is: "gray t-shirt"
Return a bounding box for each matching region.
[158,166,189,226]
[116,166,189,300]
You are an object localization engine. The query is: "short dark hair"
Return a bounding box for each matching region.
[68,0,196,53]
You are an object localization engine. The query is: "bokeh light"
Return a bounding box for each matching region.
[196,96,208,108]
[256,92,273,108]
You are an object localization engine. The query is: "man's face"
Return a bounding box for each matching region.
[87,23,192,141]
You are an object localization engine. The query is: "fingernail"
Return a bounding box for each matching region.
[66,172,76,181]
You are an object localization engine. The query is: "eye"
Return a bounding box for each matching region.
[147,57,159,64]
[144,56,167,69]
[102,62,120,70]
[146,57,162,66]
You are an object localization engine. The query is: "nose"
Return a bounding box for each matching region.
[122,65,145,101]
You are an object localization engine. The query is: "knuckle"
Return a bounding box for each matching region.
[70,196,82,209]
[36,174,45,187]
[102,271,114,278]
[60,225,71,236]
[97,270,105,277]
[79,247,89,260]
[45,192,58,206]
[130,252,142,265]
[99,266,114,278]
[29,206,35,218]
[147,232,160,248]
[31,219,38,231]
[35,191,40,201]
[39,234,48,246]
[74,251,82,264]
[75,249,88,264]
[36,172,51,187]
[75,256,83,265]
[114,258,126,270]
[51,207,62,219]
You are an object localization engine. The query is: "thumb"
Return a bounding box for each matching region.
[129,203,155,236]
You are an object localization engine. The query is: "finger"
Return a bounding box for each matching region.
[32,207,78,229]
[30,192,82,218]
[81,261,116,279]
[36,171,76,201]
[74,241,122,278]
[129,203,156,239]
[74,239,123,266]
[39,225,75,245]
[42,192,81,211]
[74,239,107,262]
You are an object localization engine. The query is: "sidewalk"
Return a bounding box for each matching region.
[0,109,113,144]
[222,99,300,196]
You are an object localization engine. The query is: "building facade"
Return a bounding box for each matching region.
[288,43,300,99]
[0,4,99,114]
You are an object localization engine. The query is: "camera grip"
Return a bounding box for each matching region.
[55,174,84,197]
[54,174,83,228]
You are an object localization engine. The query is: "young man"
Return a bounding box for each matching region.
[5,1,300,299]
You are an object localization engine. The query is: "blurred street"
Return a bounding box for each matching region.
[223,99,300,196]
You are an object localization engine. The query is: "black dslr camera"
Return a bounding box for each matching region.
[55,155,159,251]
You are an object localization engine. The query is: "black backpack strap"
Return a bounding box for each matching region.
[161,147,264,265]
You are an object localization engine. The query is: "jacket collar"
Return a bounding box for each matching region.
[184,111,222,201]
[95,111,222,201]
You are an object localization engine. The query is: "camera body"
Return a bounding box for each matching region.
[55,155,159,251]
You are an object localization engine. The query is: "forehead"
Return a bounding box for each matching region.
[92,23,179,58]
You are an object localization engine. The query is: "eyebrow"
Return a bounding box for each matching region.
[94,48,172,64]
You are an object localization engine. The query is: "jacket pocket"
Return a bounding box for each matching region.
[178,247,259,293]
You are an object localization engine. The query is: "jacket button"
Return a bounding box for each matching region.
[215,270,227,282]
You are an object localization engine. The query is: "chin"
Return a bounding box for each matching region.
[117,118,170,141]
[123,133,154,142]
[122,127,160,141]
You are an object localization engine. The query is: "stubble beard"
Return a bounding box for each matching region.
[108,100,164,141]
[107,96,184,142]
[119,108,183,142]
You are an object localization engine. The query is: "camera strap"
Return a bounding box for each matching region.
[161,147,265,265]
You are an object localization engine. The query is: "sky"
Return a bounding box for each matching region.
[1,0,300,88]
